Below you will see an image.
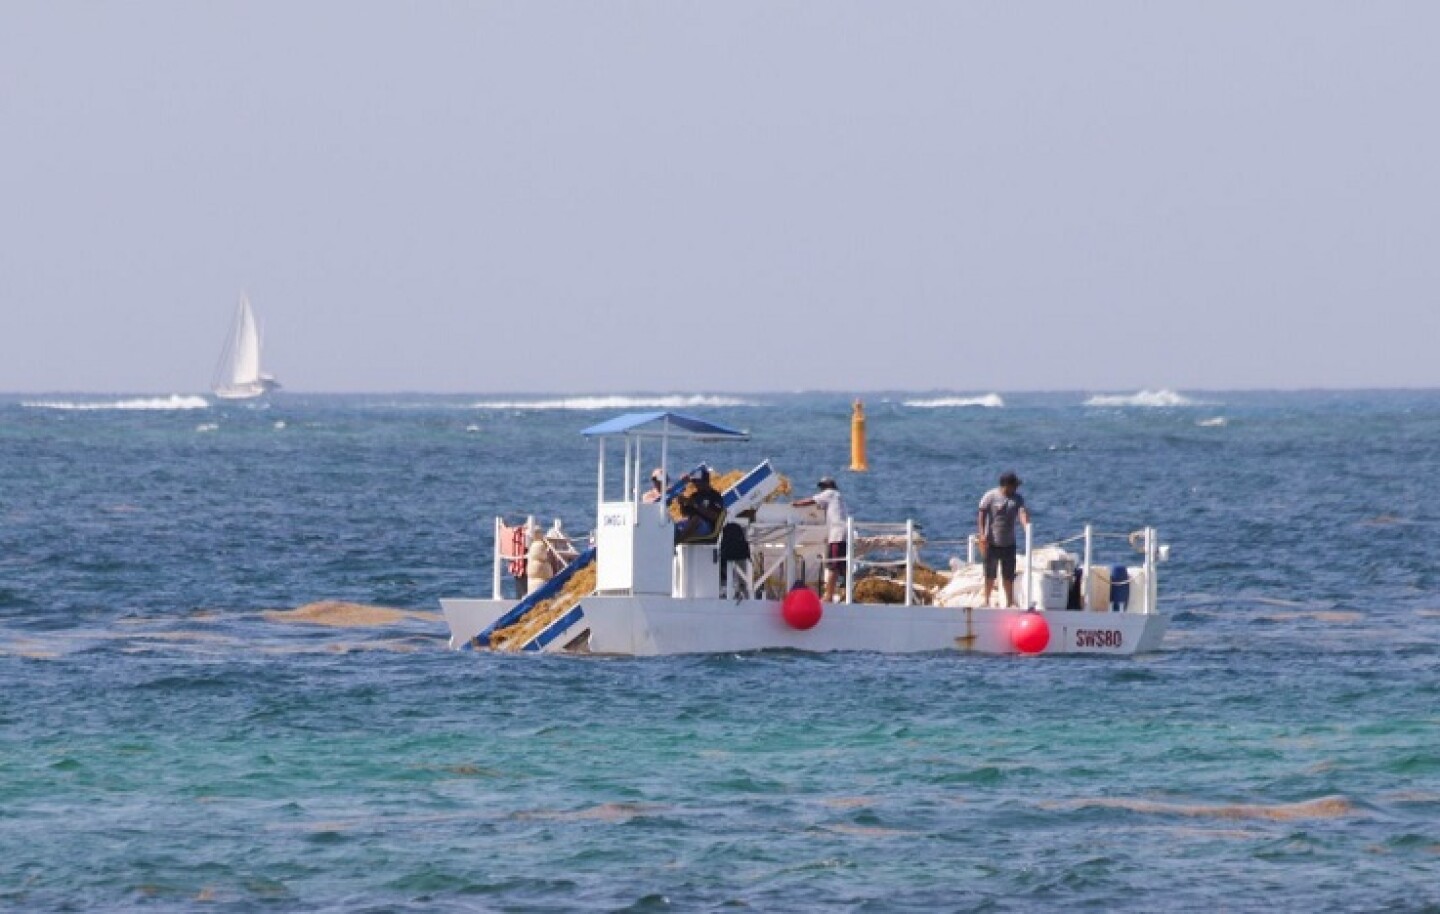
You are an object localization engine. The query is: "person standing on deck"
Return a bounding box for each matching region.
[794,476,851,603]
[978,471,1030,608]
[525,521,554,592]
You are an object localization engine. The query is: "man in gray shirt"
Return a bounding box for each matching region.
[977,471,1030,607]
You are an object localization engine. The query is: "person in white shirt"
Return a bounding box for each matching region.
[794,476,851,602]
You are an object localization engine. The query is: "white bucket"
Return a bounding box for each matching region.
[1036,571,1071,610]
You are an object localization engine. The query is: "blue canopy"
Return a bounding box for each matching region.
[580,411,749,442]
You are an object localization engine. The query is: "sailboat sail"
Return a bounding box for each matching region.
[212,293,280,399]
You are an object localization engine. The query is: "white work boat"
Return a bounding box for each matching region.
[441,412,1169,656]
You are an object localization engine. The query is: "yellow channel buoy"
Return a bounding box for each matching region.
[850,399,868,472]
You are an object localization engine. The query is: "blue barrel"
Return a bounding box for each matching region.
[1109,565,1130,611]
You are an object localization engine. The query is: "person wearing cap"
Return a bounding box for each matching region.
[675,466,724,543]
[794,476,851,602]
[642,468,668,504]
[978,471,1030,607]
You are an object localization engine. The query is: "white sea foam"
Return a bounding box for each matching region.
[23,395,212,411]
[903,394,1005,409]
[195,423,219,433]
[1084,389,1196,408]
[1197,417,1228,428]
[469,394,752,411]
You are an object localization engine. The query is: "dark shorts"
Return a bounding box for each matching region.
[983,543,1017,581]
[826,541,848,582]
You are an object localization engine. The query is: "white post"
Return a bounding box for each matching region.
[845,516,855,604]
[1082,524,1092,610]
[1146,527,1158,615]
[903,519,915,607]
[626,438,636,505]
[492,516,503,600]
[744,543,756,600]
[967,534,975,565]
[1139,528,1148,614]
[1024,522,1034,609]
[596,440,606,513]
[785,526,796,593]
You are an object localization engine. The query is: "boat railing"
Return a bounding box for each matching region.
[1067,525,1162,614]
[488,515,583,600]
[863,523,1162,613]
[843,519,922,606]
[488,509,1161,613]
[741,522,803,600]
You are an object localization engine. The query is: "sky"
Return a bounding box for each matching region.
[2,2,1437,394]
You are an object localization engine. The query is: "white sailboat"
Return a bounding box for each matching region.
[212,293,280,400]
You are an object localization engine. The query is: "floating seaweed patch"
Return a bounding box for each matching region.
[818,823,912,838]
[263,602,430,627]
[1,637,60,660]
[512,802,664,822]
[1059,795,1355,821]
[1259,611,1365,625]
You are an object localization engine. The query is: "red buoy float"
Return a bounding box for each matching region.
[782,585,823,631]
[1010,612,1050,654]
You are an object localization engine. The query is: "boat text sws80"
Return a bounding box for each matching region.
[440,412,1169,657]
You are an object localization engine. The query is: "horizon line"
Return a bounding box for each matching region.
[6,384,1440,398]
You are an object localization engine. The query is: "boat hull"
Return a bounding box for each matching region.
[440,595,1167,657]
[213,378,281,400]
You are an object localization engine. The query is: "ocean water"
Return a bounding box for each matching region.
[1,390,1438,912]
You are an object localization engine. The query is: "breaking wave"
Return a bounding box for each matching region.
[22,395,211,411]
[903,394,1005,409]
[469,394,753,411]
[1084,389,1197,408]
